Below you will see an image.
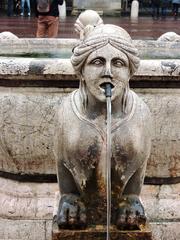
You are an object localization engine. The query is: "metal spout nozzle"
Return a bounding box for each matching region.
[105,83,112,98]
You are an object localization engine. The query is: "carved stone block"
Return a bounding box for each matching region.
[52,221,152,240]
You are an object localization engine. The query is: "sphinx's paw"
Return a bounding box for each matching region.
[57,194,87,229]
[116,195,146,230]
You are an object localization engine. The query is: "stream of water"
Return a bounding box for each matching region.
[106,96,112,240]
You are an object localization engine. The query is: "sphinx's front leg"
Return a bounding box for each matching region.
[116,194,146,230]
[57,193,87,229]
[56,162,87,229]
[116,164,146,230]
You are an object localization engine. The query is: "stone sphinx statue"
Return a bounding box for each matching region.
[54,12,152,231]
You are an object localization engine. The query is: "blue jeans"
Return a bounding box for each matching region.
[21,0,31,15]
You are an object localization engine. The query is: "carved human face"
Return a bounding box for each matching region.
[82,44,130,102]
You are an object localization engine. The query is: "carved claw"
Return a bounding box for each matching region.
[57,194,87,229]
[116,195,146,230]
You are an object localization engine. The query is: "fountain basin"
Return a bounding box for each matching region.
[0,39,180,59]
[0,56,179,182]
[0,33,179,239]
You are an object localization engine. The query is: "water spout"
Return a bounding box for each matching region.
[105,83,112,240]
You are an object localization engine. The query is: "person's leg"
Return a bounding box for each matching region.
[157,4,160,18]
[36,17,47,38]
[152,3,155,17]
[7,0,14,16]
[47,16,59,38]
[161,2,167,17]
[21,0,25,16]
[26,0,31,16]
[173,3,178,17]
[161,7,166,17]
[176,4,179,16]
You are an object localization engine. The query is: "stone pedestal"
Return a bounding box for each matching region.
[52,220,152,240]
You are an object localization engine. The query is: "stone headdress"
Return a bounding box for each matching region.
[71,11,140,112]
[71,23,140,76]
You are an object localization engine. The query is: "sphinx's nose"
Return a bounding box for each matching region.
[101,63,113,79]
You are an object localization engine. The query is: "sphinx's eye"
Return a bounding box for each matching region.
[90,57,104,66]
[112,58,126,67]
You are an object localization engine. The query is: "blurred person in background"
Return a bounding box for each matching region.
[7,0,14,16]
[172,0,180,18]
[20,0,31,16]
[35,0,63,38]
[161,0,170,18]
[15,0,21,15]
[151,0,161,19]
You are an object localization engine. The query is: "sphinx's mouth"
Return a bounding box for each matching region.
[99,82,114,90]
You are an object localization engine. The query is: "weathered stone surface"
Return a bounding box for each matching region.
[137,89,180,178]
[0,38,77,56]
[52,21,152,229]
[0,42,179,180]
[1,39,180,59]
[157,32,180,42]
[150,222,180,240]
[0,219,179,240]
[0,179,179,239]
[0,58,75,80]
[0,31,18,40]
[136,60,180,77]
[141,184,180,221]
[0,88,179,179]
[0,177,179,222]
[46,220,54,240]
[0,58,180,80]
[135,40,180,59]
[0,219,46,240]
[0,177,58,219]
[0,35,179,239]
[52,185,180,225]
[0,89,62,175]
[52,224,152,240]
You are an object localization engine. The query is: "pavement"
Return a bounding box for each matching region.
[0,15,180,39]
